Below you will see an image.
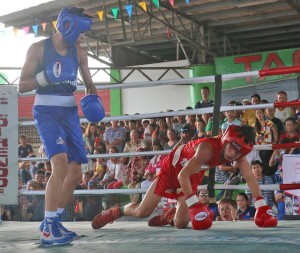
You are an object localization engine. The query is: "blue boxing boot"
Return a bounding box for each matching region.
[40,217,73,247]
[39,213,78,240]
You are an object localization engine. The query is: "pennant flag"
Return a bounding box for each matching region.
[139,2,147,12]
[125,4,133,17]
[153,0,160,9]
[41,22,47,31]
[97,10,104,21]
[185,0,190,4]
[111,7,119,19]
[52,20,58,32]
[169,0,174,7]
[23,26,30,35]
[32,25,38,36]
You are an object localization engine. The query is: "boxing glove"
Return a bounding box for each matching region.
[80,94,105,123]
[254,196,278,227]
[36,57,77,87]
[185,194,213,230]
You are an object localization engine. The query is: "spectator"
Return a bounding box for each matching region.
[17,195,35,221]
[164,128,178,150]
[273,167,285,220]
[269,148,284,183]
[123,130,146,154]
[18,134,33,158]
[165,109,174,129]
[233,101,243,120]
[124,120,138,141]
[216,198,239,221]
[99,146,118,189]
[198,189,219,220]
[205,112,224,137]
[245,160,274,208]
[18,157,32,185]
[194,119,206,139]
[173,113,186,139]
[221,107,241,134]
[83,180,104,221]
[106,157,128,190]
[279,117,300,152]
[152,118,169,147]
[103,120,127,153]
[38,143,46,158]
[254,109,279,145]
[28,155,39,178]
[241,93,261,126]
[274,91,295,124]
[90,154,107,183]
[236,192,256,220]
[201,113,212,126]
[173,123,193,149]
[194,86,214,109]
[142,119,150,139]
[253,109,279,176]
[79,172,92,190]
[265,105,284,138]
[83,123,104,155]
[185,107,197,134]
[141,161,157,199]
[26,170,46,191]
[143,123,156,150]
[127,147,149,203]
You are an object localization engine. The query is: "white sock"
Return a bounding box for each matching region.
[45,211,57,218]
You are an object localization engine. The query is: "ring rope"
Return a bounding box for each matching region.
[17,65,300,96]
[18,143,300,163]
[18,101,300,127]
[19,183,300,196]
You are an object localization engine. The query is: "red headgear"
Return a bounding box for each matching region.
[221,125,253,158]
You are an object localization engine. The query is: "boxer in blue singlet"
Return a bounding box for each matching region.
[19,7,104,247]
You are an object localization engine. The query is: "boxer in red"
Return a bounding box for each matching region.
[92,125,277,230]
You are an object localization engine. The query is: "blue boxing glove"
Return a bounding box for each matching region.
[80,94,105,122]
[36,57,77,87]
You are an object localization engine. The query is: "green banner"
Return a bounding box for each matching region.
[0,72,7,85]
[215,47,300,90]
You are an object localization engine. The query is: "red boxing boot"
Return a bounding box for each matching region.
[92,205,121,229]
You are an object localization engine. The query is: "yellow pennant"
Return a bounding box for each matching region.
[97,11,104,21]
[52,20,58,32]
[139,2,147,12]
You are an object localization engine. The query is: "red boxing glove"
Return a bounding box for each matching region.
[254,196,278,227]
[185,194,213,230]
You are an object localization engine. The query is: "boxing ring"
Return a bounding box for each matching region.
[1,65,300,252]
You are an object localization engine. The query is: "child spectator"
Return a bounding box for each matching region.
[236,192,256,220]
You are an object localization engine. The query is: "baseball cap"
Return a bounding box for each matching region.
[181,123,191,133]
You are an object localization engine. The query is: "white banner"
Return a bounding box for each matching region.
[0,85,18,204]
[282,155,300,216]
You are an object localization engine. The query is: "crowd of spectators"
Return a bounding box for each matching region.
[2,87,299,222]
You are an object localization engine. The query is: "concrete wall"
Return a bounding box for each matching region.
[120,60,191,115]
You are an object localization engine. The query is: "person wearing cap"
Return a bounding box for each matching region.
[19,7,101,246]
[92,125,277,231]
[173,123,193,149]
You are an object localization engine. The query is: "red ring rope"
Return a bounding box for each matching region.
[279,184,300,191]
[259,66,300,77]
